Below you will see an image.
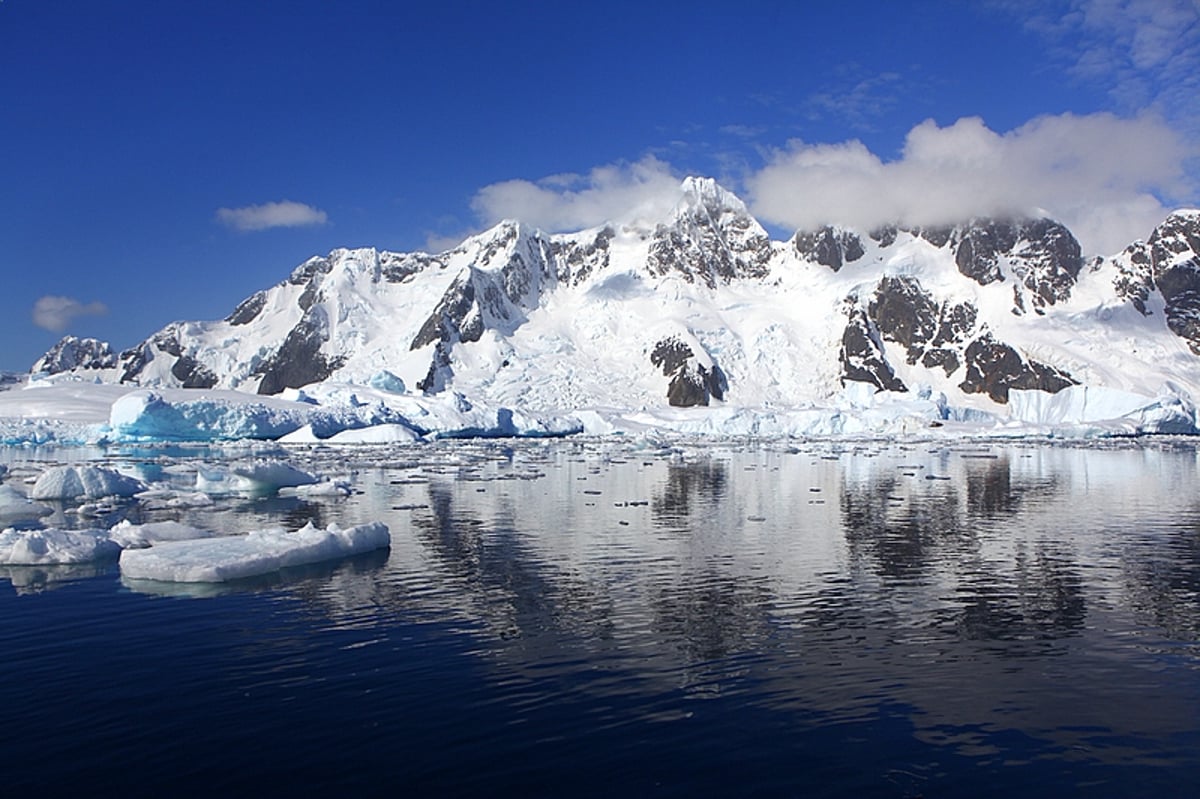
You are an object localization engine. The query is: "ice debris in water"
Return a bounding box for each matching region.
[0,484,54,526]
[0,527,121,565]
[118,521,390,583]
[29,464,146,501]
[107,520,220,549]
[195,459,319,496]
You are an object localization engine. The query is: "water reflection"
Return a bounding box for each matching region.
[3,438,1200,793]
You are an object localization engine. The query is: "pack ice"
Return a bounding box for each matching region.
[118,522,391,583]
[0,528,121,565]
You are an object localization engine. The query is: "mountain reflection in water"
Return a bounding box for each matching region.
[1,438,1198,796]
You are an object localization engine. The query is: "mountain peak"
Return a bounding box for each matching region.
[676,176,749,217]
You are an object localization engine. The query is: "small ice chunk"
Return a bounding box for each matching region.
[107,520,219,549]
[0,484,54,525]
[368,370,407,394]
[29,464,146,501]
[0,527,121,565]
[118,521,390,582]
[195,459,319,496]
[280,480,352,498]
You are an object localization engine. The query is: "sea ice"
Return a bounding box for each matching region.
[0,484,54,525]
[107,520,219,549]
[0,527,121,565]
[118,521,391,582]
[195,459,320,496]
[29,464,146,501]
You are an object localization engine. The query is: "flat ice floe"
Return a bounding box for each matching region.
[0,527,121,565]
[118,521,390,582]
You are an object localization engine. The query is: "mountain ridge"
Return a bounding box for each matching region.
[30,178,1200,419]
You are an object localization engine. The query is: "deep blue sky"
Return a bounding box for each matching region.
[2,0,1197,372]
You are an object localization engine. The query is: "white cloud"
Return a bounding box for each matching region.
[216,200,328,232]
[32,296,109,333]
[745,112,1194,254]
[1008,0,1200,135]
[470,156,683,232]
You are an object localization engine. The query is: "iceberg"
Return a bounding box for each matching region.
[118,521,391,582]
[0,527,121,565]
[195,459,320,496]
[29,464,146,501]
[0,484,54,526]
[109,390,312,441]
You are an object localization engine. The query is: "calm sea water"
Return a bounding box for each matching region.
[2,438,1198,797]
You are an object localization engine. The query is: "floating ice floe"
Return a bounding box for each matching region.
[118,521,390,582]
[0,484,54,526]
[195,459,320,496]
[280,480,352,498]
[107,519,220,549]
[29,464,146,501]
[0,527,121,565]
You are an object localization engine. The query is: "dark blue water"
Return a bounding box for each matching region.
[2,439,1199,797]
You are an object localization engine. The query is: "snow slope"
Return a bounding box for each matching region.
[11,178,1200,440]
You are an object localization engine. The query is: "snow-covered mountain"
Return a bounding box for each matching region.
[32,178,1200,421]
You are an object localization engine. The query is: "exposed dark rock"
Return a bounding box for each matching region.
[953,219,1017,285]
[935,301,977,348]
[866,276,977,375]
[152,328,183,358]
[794,226,865,271]
[840,307,906,392]
[869,225,898,248]
[170,355,218,389]
[255,307,343,395]
[921,348,960,375]
[298,279,323,312]
[1011,218,1083,309]
[958,334,1076,403]
[381,252,433,284]
[226,291,267,326]
[118,343,151,384]
[551,227,613,285]
[914,225,954,248]
[411,275,477,350]
[1149,212,1200,353]
[950,218,1082,311]
[287,256,332,286]
[646,193,772,286]
[868,276,940,361]
[416,341,453,394]
[31,336,117,374]
[650,336,727,407]
[1112,244,1153,316]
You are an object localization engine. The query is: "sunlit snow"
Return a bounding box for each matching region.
[118,522,391,583]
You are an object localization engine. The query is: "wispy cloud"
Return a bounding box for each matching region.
[745,112,1193,255]
[215,200,328,232]
[1003,0,1200,135]
[470,156,683,232]
[805,67,909,131]
[32,295,109,333]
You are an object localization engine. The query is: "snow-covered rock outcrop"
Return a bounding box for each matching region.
[25,178,1200,433]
